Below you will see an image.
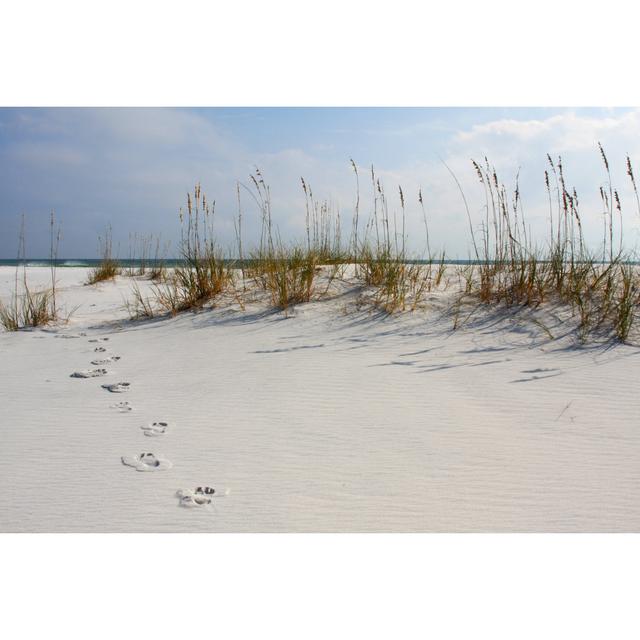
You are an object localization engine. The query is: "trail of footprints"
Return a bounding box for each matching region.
[70,335,228,511]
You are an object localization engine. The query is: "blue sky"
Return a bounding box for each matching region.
[1,107,639,257]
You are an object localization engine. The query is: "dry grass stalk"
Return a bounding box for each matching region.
[87,225,120,284]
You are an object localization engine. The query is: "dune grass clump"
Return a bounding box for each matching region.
[357,245,410,312]
[1,213,61,331]
[248,244,318,310]
[240,170,346,311]
[87,226,120,284]
[463,150,640,342]
[358,247,442,313]
[354,177,439,313]
[142,185,233,316]
[154,251,232,315]
[0,289,56,331]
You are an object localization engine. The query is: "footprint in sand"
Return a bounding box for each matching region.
[141,421,170,437]
[102,382,130,393]
[111,401,133,412]
[91,356,121,365]
[177,486,230,507]
[88,338,109,343]
[121,452,172,471]
[94,346,107,353]
[70,368,108,378]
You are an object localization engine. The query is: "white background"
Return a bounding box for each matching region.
[2,1,640,638]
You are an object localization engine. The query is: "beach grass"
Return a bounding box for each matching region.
[0,213,60,331]
[120,149,639,342]
[149,185,234,315]
[4,147,639,343]
[458,150,640,341]
[87,225,120,284]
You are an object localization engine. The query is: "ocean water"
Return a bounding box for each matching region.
[0,258,184,268]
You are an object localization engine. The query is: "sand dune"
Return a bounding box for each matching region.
[1,266,639,532]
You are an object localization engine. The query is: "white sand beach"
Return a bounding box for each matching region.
[1,265,640,532]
